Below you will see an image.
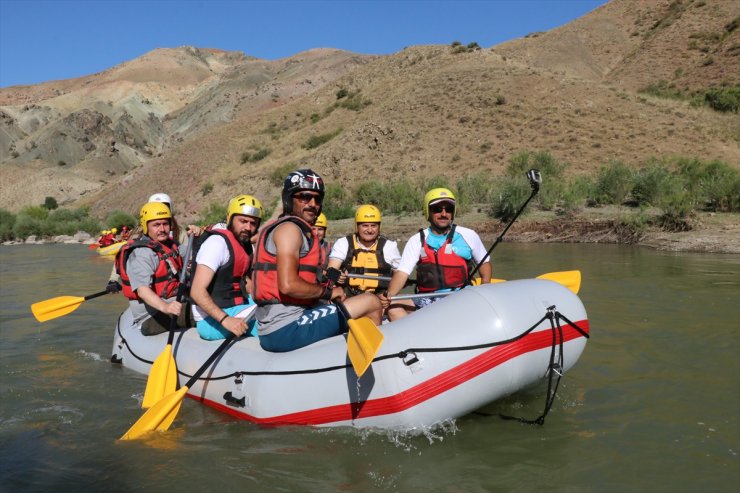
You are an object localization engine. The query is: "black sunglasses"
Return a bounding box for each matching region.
[293,192,323,205]
[430,203,454,214]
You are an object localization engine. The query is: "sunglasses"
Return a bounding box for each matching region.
[430,203,454,214]
[293,192,323,205]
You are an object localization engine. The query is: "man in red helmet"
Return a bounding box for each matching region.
[252,169,382,352]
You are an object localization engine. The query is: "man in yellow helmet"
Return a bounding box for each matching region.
[189,195,263,340]
[327,204,401,296]
[379,188,491,321]
[115,202,185,335]
[312,213,331,273]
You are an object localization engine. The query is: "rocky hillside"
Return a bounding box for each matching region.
[0,0,737,221]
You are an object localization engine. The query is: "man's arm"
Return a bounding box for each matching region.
[190,263,247,337]
[478,260,492,284]
[274,223,343,300]
[136,286,182,316]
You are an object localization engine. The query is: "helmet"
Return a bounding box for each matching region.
[148,193,173,212]
[111,227,118,234]
[226,194,263,226]
[355,204,381,224]
[423,188,456,220]
[314,213,328,229]
[281,168,325,214]
[139,202,172,235]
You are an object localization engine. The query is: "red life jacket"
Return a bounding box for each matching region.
[415,225,470,293]
[251,216,321,306]
[194,226,252,308]
[115,237,182,301]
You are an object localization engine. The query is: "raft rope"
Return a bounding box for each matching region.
[114,304,590,414]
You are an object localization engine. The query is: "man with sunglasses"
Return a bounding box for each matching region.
[379,187,491,321]
[252,169,382,352]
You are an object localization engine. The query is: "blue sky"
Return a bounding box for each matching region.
[0,0,606,88]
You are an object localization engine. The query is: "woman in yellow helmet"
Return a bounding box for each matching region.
[312,213,331,275]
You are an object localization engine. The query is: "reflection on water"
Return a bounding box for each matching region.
[1,243,739,492]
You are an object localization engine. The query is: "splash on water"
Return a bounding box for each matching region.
[76,349,103,361]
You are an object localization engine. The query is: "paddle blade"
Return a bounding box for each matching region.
[120,386,188,440]
[537,270,581,294]
[31,296,85,322]
[142,345,178,409]
[88,243,99,250]
[347,318,384,377]
[490,278,506,284]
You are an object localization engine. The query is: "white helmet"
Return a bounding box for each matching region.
[148,193,173,212]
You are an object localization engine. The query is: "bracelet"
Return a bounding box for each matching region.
[218,314,229,324]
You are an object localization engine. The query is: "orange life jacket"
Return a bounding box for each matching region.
[251,216,321,306]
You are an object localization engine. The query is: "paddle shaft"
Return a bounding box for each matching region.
[467,169,541,283]
[390,291,453,301]
[84,290,111,301]
[165,236,194,345]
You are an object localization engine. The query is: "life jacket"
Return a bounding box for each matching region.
[192,226,252,308]
[415,225,470,293]
[115,237,182,301]
[251,216,322,306]
[340,234,393,294]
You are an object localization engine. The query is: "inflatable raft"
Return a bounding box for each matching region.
[112,279,589,428]
[97,241,125,257]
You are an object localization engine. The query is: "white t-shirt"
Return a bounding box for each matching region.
[396,225,488,275]
[329,235,401,270]
[191,232,232,322]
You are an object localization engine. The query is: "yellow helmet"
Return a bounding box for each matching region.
[355,204,382,224]
[139,202,172,235]
[227,194,263,225]
[315,213,328,228]
[424,188,456,220]
[111,227,118,234]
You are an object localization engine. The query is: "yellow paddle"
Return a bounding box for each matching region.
[31,290,111,322]
[471,270,580,293]
[121,336,234,440]
[141,237,193,409]
[536,270,581,294]
[336,302,384,377]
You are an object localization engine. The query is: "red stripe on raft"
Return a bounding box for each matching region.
[188,319,589,426]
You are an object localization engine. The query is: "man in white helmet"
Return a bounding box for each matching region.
[189,195,262,340]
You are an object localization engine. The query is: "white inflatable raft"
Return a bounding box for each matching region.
[112,279,589,428]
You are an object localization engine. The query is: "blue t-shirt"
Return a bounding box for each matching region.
[423,228,474,260]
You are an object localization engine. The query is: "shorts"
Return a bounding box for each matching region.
[259,304,347,352]
[413,296,443,309]
[196,304,259,340]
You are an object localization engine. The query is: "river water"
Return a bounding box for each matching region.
[1,243,738,492]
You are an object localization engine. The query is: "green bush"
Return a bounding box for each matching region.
[0,208,16,241]
[201,183,214,196]
[698,160,740,211]
[270,163,297,186]
[242,148,272,163]
[322,184,355,220]
[304,129,342,149]
[456,171,499,206]
[488,176,531,222]
[354,179,421,215]
[21,205,49,221]
[42,196,59,210]
[200,202,227,225]
[105,210,137,230]
[631,162,683,207]
[13,215,44,239]
[701,86,740,113]
[593,161,633,205]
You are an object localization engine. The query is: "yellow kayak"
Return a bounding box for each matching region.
[97,241,125,257]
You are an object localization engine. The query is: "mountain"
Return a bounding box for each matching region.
[1,0,737,220]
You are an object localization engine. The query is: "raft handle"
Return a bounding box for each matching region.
[402,352,419,366]
[110,354,122,365]
[223,391,246,408]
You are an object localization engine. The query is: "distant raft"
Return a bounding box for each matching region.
[112,279,590,429]
[97,241,125,257]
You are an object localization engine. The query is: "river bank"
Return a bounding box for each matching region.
[2,208,739,254]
